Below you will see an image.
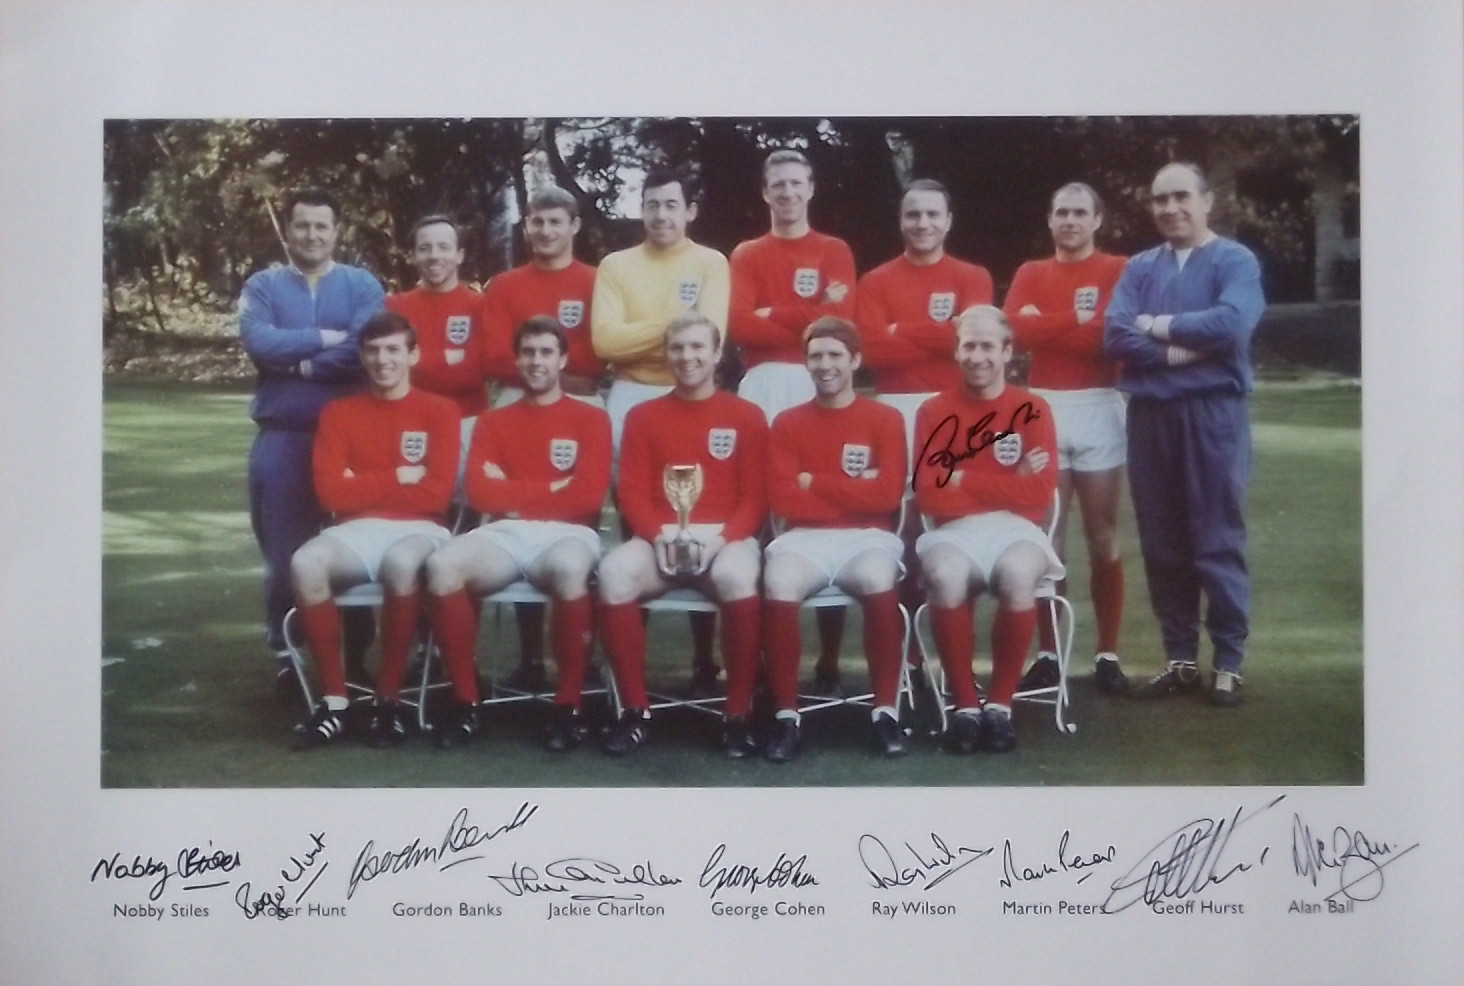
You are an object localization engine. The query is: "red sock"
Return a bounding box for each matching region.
[931,601,981,709]
[720,597,761,718]
[298,598,345,700]
[762,600,803,712]
[552,595,594,709]
[861,590,903,708]
[430,590,481,705]
[1091,556,1124,654]
[376,592,420,701]
[598,602,647,710]
[990,605,1038,706]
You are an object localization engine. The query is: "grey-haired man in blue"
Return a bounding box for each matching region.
[239,187,385,691]
[1103,162,1265,708]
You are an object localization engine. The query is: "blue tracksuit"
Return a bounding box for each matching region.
[1104,237,1265,672]
[238,262,384,649]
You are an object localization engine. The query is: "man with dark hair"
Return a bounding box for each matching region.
[1103,162,1265,708]
[592,167,730,454]
[288,311,460,750]
[762,317,908,761]
[595,313,766,758]
[857,179,994,452]
[914,306,1060,754]
[592,167,730,695]
[857,179,995,668]
[476,186,603,690]
[423,316,612,750]
[730,149,858,694]
[1005,182,1130,696]
[239,186,384,694]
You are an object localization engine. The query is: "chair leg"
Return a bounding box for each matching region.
[280,606,316,714]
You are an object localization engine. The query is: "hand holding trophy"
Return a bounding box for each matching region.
[661,463,704,576]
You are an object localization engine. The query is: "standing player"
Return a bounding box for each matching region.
[423,316,612,750]
[856,179,994,658]
[1004,183,1130,695]
[239,187,383,694]
[595,313,767,757]
[729,149,858,694]
[592,167,730,453]
[385,214,486,526]
[856,179,994,455]
[479,186,602,402]
[476,186,603,691]
[1103,162,1265,708]
[914,306,1060,754]
[762,317,908,761]
[288,311,460,750]
[592,167,730,695]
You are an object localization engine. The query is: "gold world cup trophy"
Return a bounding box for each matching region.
[662,464,705,575]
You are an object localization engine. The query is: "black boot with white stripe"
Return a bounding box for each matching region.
[291,703,350,751]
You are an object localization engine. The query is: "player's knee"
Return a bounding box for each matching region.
[920,551,968,600]
[839,557,898,597]
[378,550,427,595]
[424,550,464,597]
[1086,526,1120,562]
[289,545,329,595]
[708,559,759,601]
[545,557,594,598]
[596,549,641,605]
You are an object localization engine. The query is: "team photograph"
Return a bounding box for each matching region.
[100,115,1362,788]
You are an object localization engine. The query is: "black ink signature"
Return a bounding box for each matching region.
[91,841,244,900]
[914,403,1041,490]
[1291,814,1420,903]
[348,803,538,899]
[233,881,295,921]
[485,857,682,901]
[699,844,819,899]
[1101,797,1284,913]
[858,833,992,892]
[1000,830,1117,888]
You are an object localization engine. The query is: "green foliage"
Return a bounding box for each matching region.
[103,115,1359,343]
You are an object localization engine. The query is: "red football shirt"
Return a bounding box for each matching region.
[478,261,600,386]
[768,397,907,530]
[728,230,857,368]
[1004,251,1127,389]
[464,395,612,528]
[855,254,994,394]
[384,285,488,416]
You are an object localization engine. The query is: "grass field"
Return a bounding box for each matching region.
[101,377,1362,788]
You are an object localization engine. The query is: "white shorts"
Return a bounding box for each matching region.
[322,518,451,583]
[916,512,1065,585]
[467,519,603,576]
[876,391,937,476]
[764,527,905,589]
[740,362,815,425]
[1031,387,1127,472]
[607,379,674,458]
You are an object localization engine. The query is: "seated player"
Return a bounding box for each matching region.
[762,317,909,761]
[288,311,460,750]
[595,312,767,757]
[423,316,612,750]
[913,306,1060,754]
